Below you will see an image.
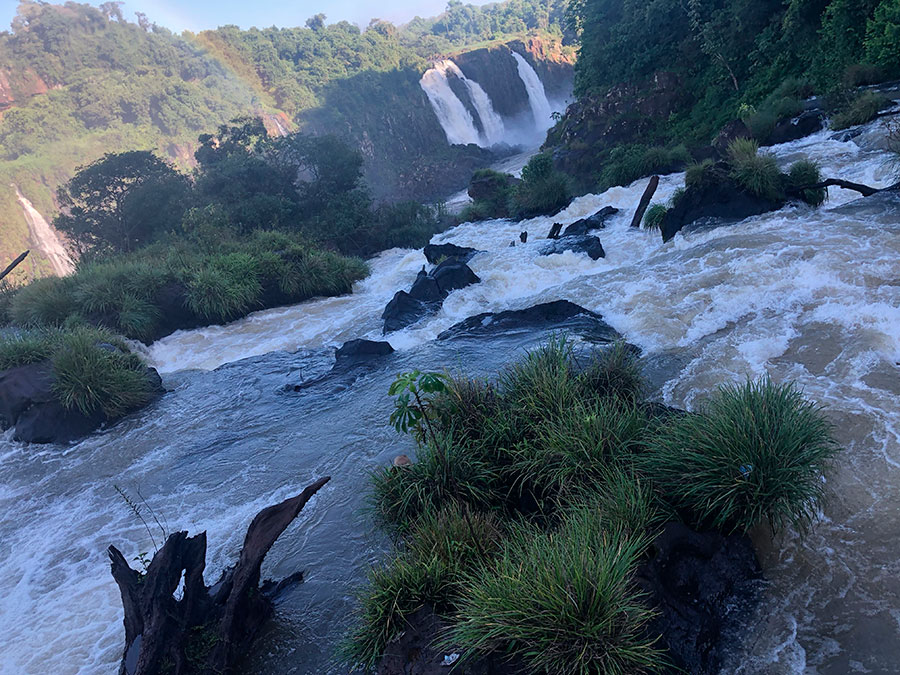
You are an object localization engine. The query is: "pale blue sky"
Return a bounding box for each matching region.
[2,0,495,33]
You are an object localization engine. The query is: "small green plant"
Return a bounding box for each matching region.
[388,370,448,443]
[640,378,839,534]
[581,341,646,402]
[643,203,667,231]
[448,514,663,675]
[727,138,785,201]
[114,484,169,554]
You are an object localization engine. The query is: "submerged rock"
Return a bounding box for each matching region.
[290,340,395,392]
[438,300,620,342]
[561,205,619,236]
[637,522,762,674]
[541,234,606,260]
[423,243,480,265]
[334,339,394,362]
[382,291,436,334]
[0,361,163,444]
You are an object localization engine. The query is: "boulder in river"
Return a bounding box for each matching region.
[382,260,481,333]
[291,340,395,392]
[562,206,619,236]
[437,300,620,342]
[661,171,785,243]
[541,235,606,260]
[763,110,825,147]
[423,243,480,265]
[0,360,163,444]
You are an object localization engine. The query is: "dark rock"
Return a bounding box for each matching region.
[541,235,606,260]
[0,360,163,444]
[637,522,762,675]
[382,291,435,334]
[378,605,528,675]
[547,222,563,239]
[423,243,479,265]
[519,231,527,243]
[830,127,865,143]
[432,259,481,295]
[561,206,619,236]
[764,110,825,146]
[468,170,519,203]
[409,269,444,303]
[713,119,752,154]
[334,339,394,363]
[438,300,620,342]
[661,169,785,243]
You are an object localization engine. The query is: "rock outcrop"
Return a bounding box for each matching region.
[561,206,619,236]
[437,300,619,342]
[423,243,480,265]
[541,235,606,260]
[0,360,163,444]
[290,340,395,392]
[383,260,481,333]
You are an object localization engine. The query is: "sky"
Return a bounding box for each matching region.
[2,0,495,33]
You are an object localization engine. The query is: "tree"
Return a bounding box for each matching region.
[54,151,190,257]
[306,13,326,31]
[273,133,364,210]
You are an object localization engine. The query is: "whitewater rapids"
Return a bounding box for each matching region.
[1,118,900,673]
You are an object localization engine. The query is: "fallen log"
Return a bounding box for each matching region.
[630,175,660,228]
[547,222,563,239]
[0,250,28,283]
[109,476,330,675]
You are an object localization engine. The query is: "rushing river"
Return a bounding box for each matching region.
[2,117,900,674]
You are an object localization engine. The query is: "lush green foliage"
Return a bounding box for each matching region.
[0,326,156,418]
[349,339,840,670]
[449,518,662,675]
[639,379,839,534]
[599,144,690,190]
[831,91,891,130]
[508,153,573,219]
[787,160,827,207]
[643,203,667,231]
[727,138,785,202]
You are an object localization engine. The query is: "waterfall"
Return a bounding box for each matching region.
[511,51,554,132]
[14,185,75,277]
[420,60,505,147]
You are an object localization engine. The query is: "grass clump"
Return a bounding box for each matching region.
[727,138,785,202]
[0,330,56,370]
[643,203,667,231]
[684,158,719,191]
[640,378,839,534]
[508,153,573,220]
[787,160,827,206]
[831,91,891,131]
[449,514,663,675]
[599,144,690,190]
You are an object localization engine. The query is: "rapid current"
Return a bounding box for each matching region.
[2,115,900,674]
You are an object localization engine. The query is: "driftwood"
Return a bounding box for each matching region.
[792,178,900,198]
[0,250,28,283]
[547,222,563,239]
[630,175,660,228]
[109,476,330,675]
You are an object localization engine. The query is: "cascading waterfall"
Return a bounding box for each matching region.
[511,51,554,132]
[452,63,506,146]
[419,61,483,146]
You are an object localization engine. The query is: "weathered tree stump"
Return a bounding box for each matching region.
[108,476,330,675]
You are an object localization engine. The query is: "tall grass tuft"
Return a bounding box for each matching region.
[581,341,646,403]
[788,160,827,206]
[727,138,785,202]
[52,327,156,418]
[448,512,663,675]
[831,91,890,131]
[10,277,79,327]
[640,378,839,534]
[643,203,667,231]
[0,330,56,370]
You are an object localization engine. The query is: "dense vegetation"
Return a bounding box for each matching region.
[550,0,900,191]
[0,1,569,280]
[345,339,839,671]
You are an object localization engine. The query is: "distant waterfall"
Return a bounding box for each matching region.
[511,51,554,132]
[14,185,74,277]
[420,60,506,147]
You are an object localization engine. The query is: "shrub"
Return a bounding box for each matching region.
[185,253,262,322]
[508,153,573,220]
[639,378,839,534]
[831,91,891,131]
[727,138,785,201]
[407,504,504,569]
[0,280,17,326]
[52,327,156,418]
[842,63,884,89]
[581,341,646,403]
[369,437,501,534]
[449,513,662,675]
[787,160,827,206]
[643,203,667,231]
[600,144,690,190]
[342,553,457,670]
[10,277,79,327]
[684,159,718,191]
[458,201,495,223]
